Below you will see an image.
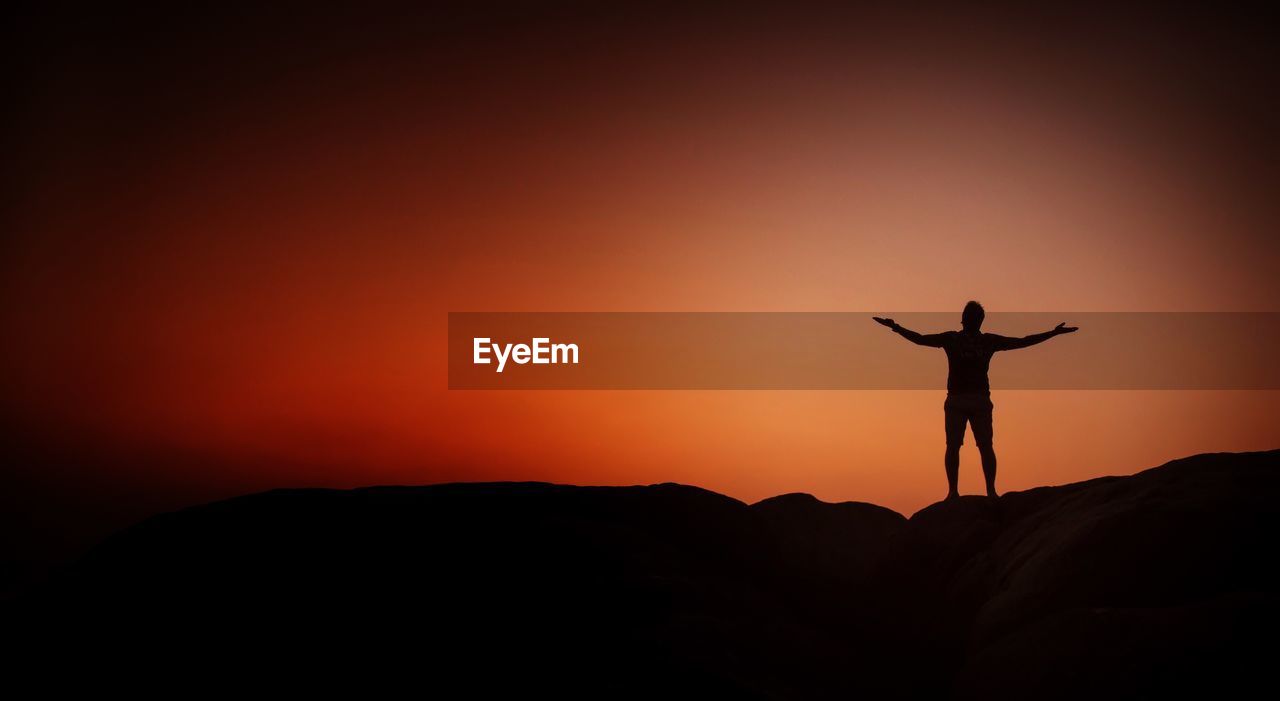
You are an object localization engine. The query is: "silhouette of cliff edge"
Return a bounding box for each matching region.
[8,450,1278,698]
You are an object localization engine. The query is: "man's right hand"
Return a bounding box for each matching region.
[873,317,897,329]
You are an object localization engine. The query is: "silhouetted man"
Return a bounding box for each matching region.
[874,302,1077,500]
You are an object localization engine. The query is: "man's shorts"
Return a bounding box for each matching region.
[944,393,994,447]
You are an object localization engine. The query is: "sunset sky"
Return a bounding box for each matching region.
[5,3,1278,583]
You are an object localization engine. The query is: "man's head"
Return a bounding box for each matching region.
[962,300,985,331]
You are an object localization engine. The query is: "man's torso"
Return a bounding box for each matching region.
[941,330,999,396]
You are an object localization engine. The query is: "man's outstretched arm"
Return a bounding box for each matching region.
[873,317,947,347]
[995,322,1079,350]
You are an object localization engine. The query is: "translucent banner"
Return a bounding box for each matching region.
[447,313,1280,389]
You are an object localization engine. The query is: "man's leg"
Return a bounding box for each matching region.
[944,443,961,500]
[973,400,997,497]
[977,442,997,498]
[943,400,965,500]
